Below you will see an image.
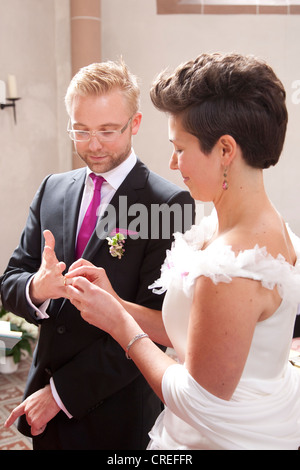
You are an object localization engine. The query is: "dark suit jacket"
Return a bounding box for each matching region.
[0,159,195,450]
[294,315,300,337]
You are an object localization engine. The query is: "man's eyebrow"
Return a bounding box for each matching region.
[73,121,121,128]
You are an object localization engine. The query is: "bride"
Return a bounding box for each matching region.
[65,53,300,450]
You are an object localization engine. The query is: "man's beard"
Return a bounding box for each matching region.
[75,141,132,173]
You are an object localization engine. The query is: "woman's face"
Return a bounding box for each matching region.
[168,115,223,202]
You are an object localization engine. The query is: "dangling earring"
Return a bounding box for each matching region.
[222,167,228,190]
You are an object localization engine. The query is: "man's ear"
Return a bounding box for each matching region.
[131,112,142,136]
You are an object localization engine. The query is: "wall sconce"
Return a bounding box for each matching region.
[0,76,21,124]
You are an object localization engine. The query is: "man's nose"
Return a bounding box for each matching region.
[88,134,103,151]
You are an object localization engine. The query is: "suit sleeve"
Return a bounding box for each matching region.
[0,176,50,325]
[52,329,145,419]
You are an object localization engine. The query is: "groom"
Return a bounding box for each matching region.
[0,61,195,449]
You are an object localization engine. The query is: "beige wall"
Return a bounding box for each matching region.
[0,0,71,273]
[101,0,300,233]
[1,0,300,273]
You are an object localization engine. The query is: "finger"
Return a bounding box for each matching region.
[43,245,58,264]
[58,261,67,274]
[69,275,92,290]
[42,249,65,276]
[31,424,47,436]
[5,404,25,428]
[65,277,97,305]
[65,266,85,279]
[68,259,94,272]
[66,265,97,280]
[65,279,87,297]
[65,284,83,310]
[63,276,72,287]
[43,230,55,250]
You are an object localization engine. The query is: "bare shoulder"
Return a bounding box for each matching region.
[220,212,296,266]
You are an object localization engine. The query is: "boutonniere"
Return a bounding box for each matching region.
[106,233,125,259]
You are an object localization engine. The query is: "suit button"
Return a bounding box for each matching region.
[57,325,66,334]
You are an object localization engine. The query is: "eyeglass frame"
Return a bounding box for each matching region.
[67,116,133,143]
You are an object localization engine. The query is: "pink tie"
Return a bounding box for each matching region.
[75,173,105,259]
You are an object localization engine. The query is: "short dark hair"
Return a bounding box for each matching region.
[150,53,288,169]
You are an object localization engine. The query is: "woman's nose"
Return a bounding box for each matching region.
[169,151,178,170]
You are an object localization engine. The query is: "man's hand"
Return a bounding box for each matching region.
[30,230,67,305]
[4,385,60,436]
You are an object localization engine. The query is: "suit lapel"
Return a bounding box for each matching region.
[63,168,86,268]
[83,159,149,262]
[56,160,148,318]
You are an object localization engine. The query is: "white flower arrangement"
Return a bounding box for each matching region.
[0,307,39,363]
[106,232,125,259]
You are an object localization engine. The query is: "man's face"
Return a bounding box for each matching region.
[69,89,141,173]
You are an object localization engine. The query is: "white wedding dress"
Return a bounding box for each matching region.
[148,211,300,450]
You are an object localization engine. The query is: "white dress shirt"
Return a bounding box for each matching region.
[76,150,137,237]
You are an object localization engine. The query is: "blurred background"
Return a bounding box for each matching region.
[1,0,300,273]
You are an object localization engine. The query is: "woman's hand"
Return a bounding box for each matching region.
[66,276,125,335]
[66,260,117,299]
[66,261,171,348]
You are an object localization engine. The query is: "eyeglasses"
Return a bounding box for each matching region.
[67,117,133,143]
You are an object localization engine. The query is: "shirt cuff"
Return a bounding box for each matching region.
[50,378,73,419]
[25,276,50,319]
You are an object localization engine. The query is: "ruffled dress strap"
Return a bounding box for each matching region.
[151,210,300,304]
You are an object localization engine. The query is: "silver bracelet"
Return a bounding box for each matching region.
[126,333,149,359]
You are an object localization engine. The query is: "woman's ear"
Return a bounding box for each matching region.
[219,135,237,167]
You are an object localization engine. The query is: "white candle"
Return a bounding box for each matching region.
[7,75,18,98]
[0,80,6,104]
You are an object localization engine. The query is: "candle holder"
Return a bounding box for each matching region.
[0,98,21,124]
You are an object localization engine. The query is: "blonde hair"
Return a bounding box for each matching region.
[65,59,140,116]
